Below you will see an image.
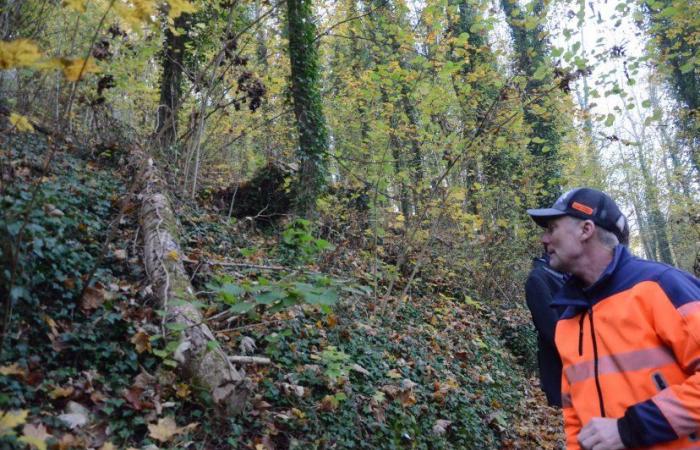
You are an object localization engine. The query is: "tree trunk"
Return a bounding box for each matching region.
[133,147,250,414]
[156,14,190,151]
[501,0,561,206]
[287,0,329,217]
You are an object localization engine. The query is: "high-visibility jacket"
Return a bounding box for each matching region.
[553,245,700,449]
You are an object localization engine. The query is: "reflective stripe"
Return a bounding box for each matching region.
[561,392,572,408]
[678,301,700,318]
[653,388,700,437]
[564,347,676,384]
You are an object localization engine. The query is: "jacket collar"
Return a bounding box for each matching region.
[552,245,630,307]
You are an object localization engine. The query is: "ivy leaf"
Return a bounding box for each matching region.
[680,62,694,74]
[532,64,548,81]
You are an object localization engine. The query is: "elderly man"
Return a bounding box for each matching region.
[527,188,700,450]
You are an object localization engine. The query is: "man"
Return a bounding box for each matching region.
[525,254,565,406]
[527,187,700,450]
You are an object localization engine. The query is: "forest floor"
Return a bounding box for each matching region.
[0,128,564,448]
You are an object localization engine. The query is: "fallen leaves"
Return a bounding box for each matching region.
[49,386,75,400]
[57,402,89,430]
[130,330,152,353]
[0,410,28,435]
[432,419,452,435]
[18,423,52,450]
[147,417,198,443]
[0,363,26,378]
[81,283,107,311]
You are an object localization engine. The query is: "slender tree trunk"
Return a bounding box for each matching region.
[156,13,191,151]
[287,0,329,217]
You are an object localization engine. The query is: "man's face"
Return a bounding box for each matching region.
[541,216,584,272]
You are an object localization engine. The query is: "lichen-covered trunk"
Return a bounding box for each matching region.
[133,147,249,414]
[287,0,329,218]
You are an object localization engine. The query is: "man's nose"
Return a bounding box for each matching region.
[541,233,550,246]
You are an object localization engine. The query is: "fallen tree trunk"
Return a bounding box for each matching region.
[132,147,250,414]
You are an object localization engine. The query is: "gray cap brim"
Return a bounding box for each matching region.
[526,208,566,227]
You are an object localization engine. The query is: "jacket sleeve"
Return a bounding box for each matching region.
[617,269,700,448]
[525,271,559,346]
[562,372,583,450]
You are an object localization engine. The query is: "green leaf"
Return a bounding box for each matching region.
[254,289,285,305]
[604,113,615,127]
[228,302,255,314]
[165,322,188,332]
[680,62,694,74]
[641,99,652,108]
[532,64,548,81]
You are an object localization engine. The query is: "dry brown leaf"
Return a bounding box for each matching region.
[56,433,78,450]
[130,331,151,354]
[81,284,106,311]
[123,386,144,410]
[148,417,180,442]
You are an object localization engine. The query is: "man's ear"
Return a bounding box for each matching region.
[580,220,596,241]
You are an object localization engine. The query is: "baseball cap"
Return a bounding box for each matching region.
[527,188,628,242]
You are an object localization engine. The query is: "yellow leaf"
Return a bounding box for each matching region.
[60,57,99,81]
[0,410,28,435]
[0,39,42,69]
[175,383,191,398]
[114,0,158,28]
[63,0,87,12]
[167,0,197,19]
[166,250,179,261]
[49,386,74,400]
[0,363,26,378]
[9,113,34,132]
[18,423,52,450]
[99,442,117,450]
[386,369,402,379]
[148,417,180,442]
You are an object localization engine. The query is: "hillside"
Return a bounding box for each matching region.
[0,126,563,448]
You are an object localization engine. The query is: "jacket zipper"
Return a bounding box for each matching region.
[578,308,606,417]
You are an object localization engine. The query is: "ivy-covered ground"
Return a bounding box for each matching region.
[0,131,563,448]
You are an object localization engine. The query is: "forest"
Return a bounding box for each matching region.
[0,0,697,447]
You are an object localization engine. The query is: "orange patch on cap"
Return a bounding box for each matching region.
[572,201,594,215]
